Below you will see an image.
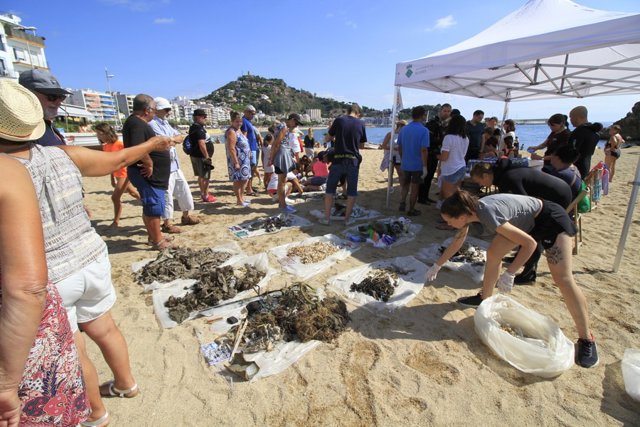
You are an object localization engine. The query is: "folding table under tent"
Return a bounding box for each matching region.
[388,0,640,271]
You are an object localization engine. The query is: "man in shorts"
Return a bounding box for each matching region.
[319,104,367,225]
[189,109,216,202]
[122,94,172,249]
[398,106,430,216]
[241,105,262,195]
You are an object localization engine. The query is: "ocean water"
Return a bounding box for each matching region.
[216,122,611,150]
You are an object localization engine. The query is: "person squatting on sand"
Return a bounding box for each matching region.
[4,79,175,426]
[319,103,367,225]
[0,154,89,426]
[426,190,599,368]
[95,123,141,227]
[149,97,200,234]
[226,111,252,207]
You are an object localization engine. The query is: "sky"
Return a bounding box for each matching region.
[4,0,639,121]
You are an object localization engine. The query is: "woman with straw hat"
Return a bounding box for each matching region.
[0,79,174,427]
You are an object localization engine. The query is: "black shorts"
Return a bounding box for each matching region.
[531,201,576,249]
[402,170,422,184]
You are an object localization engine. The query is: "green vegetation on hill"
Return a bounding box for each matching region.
[201,74,382,118]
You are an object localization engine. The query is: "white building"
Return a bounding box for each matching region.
[306,109,322,122]
[68,89,117,122]
[0,13,48,79]
[114,92,135,117]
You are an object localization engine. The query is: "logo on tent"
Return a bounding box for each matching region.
[405,65,413,78]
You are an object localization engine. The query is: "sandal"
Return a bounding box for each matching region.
[100,381,139,398]
[180,215,200,226]
[150,238,175,251]
[81,412,109,427]
[161,224,182,234]
[146,235,175,245]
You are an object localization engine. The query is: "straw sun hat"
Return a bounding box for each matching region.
[0,79,45,142]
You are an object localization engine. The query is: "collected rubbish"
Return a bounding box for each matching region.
[286,241,340,264]
[247,214,293,233]
[349,267,402,302]
[474,294,574,378]
[622,348,640,401]
[136,247,232,284]
[439,242,486,266]
[165,264,265,324]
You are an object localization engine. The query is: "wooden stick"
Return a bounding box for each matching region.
[229,318,249,360]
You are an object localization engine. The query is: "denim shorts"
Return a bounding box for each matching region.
[325,158,359,196]
[442,166,467,184]
[250,150,258,166]
[128,167,166,217]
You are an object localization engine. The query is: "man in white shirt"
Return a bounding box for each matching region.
[149,97,200,233]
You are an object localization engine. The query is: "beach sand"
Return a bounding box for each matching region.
[82,145,640,426]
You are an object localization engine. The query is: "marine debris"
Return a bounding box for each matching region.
[349,267,403,302]
[286,241,340,264]
[246,214,293,233]
[136,247,232,284]
[439,242,486,265]
[165,264,265,324]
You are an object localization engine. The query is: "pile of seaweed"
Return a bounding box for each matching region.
[238,283,350,353]
[165,264,265,323]
[286,241,339,264]
[350,267,401,302]
[246,214,293,233]
[438,242,485,265]
[136,247,232,284]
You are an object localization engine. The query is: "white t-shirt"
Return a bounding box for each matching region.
[440,134,469,176]
[500,131,516,151]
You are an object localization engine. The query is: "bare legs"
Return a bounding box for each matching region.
[233,180,247,205]
[142,215,163,244]
[81,312,137,394]
[605,155,616,182]
[481,234,518,298]
[197,176,210,199]
[74,331,108,425]
[111,177,138,227]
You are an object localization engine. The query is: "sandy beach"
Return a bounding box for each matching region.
[81,145,640,426]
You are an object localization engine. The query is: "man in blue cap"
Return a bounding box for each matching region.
[19,69,72,146]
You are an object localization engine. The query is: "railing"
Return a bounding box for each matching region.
[3,26,46,46]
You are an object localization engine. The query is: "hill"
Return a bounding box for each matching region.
[200,74,383,119]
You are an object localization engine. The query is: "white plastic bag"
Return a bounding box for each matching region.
[474,294,574,378]
[622,348,640,401]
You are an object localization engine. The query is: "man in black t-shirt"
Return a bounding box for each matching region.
[189,109,216,203]
[569,106,602,177]
[320,103,367,225]
[123,94,173,249]
[420,103,451,203]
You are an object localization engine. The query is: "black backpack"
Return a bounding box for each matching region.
[182,135,193,155]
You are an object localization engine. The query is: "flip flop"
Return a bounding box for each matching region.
[81,412,109,427]
[100,381,139,398]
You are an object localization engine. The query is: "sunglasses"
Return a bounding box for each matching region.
[45,94,67,102]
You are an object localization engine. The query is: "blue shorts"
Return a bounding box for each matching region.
[250,150,258,167]
[127,167,166,217]
[325,158,359,197]
[442,166,466,184]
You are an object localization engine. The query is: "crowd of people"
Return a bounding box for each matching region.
[0,67,621,424]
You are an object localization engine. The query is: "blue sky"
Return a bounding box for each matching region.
[4,0,639,121]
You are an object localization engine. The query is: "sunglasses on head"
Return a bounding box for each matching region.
[45,94,67,102]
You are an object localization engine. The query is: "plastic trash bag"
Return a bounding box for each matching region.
[622,348,640,401]
[474,294,574,378]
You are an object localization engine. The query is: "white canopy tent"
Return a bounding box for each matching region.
[388,0,640,271]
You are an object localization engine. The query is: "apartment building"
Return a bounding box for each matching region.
[0,13,48,79]
[68,89,118,122]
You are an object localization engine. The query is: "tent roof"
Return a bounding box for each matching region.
[394,0,640,102]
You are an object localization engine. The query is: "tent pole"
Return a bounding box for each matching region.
[613,154,640,272]
[386,86,401,208]
[501,90,511,122]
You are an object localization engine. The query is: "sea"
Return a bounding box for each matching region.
[235,122,612,150]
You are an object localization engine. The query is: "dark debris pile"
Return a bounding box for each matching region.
[350,267,400,302]
[136,247,232,284]
[239,283,350,353]
[165,264,265,324]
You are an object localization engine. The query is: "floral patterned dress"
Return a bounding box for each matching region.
[226,128,251,181]
[0,280,90,426]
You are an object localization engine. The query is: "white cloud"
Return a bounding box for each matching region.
[154,17,175,24]
[345,20,358,29]
[425,15,457,32]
